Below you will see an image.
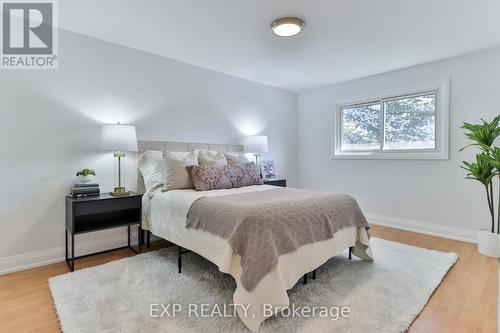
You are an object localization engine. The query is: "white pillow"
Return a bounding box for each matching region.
[198,150,228,167]
[225,151,249,165]
[138,150,164,193]
[162,151,198,191]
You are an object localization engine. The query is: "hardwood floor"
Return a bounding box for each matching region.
[370,225,498,333]
[0,225,497,332]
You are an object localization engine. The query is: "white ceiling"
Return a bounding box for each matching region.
[60,0,500,92]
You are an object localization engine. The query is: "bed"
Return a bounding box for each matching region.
[138,141,373,332]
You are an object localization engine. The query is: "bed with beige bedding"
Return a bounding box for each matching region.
[143,184,373,331]
[138,141,373,331]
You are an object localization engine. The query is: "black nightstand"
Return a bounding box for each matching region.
[263,179,286,187]
[65,192,143,271]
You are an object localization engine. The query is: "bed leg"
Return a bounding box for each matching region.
[349,246,353,260]
[303,274,308,285]
[178,246,182,274]
[312,269,316,280]
[147,231,151,249]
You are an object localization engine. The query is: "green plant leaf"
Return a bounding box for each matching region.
[461,153,495,185]
[460,115,500,151]
[480,147,500,173]
[76,168,96,177]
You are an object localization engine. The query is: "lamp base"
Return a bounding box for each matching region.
[110,187,130,196]
[253,153,262,178]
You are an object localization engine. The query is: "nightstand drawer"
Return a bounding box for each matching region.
[74,208,141,233]
[74,196,141,216]
[263,179,286,187]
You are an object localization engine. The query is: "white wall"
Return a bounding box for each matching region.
[0,30,297,273]
[298,46,500,241]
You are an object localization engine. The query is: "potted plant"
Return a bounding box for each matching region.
[461,116,500,257]
[76,168,96,183]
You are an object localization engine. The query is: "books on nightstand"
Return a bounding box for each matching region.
[69,183,100,197]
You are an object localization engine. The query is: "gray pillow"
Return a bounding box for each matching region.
[224,152,249,165]
[198,150,228,167]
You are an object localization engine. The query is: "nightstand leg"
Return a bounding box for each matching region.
[126,225,141,255]
[65,229,74,272]
[127,225,131,247]
[147,231,150,248]
[312,269,316,280]
[65,229,68,262]
[71,231,75,272]
[349,247,352,260]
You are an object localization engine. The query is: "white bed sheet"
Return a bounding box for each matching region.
[145,185,274,272]
[143,185,373,331]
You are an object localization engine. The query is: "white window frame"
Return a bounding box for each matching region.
[332,79,449,160]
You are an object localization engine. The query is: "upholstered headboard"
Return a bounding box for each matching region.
[137,141,244,193]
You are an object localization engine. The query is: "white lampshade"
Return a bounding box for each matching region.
[243,135,269,153]
[101,124,138,152]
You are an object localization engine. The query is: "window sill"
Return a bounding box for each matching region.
[331,150,449,160]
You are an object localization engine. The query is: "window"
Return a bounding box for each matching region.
[333,80,449,160]
[341,102,381,151]
[341,93,436,151]
[384,93,436,150]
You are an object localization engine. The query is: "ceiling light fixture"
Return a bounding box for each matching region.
[270,17,305,37]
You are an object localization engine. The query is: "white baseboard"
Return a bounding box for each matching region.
[367,213,477,244]
[0,214,476,275]
[0,230,138,276]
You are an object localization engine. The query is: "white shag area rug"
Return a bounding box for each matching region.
[49,238,457,333]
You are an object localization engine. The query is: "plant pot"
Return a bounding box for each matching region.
[477,229,500,257]
[78,175,94,184]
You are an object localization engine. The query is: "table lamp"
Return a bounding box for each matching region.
[101,123,138,196]
[243,135,269,166]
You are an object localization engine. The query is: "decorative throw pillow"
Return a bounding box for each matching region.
[188,162,263,191]
[138,150,164,193]
[229,162,263,188]
[224,151,250,165]
[162,151,198,191]
[198,150,228,167]
[187,165,233,191]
